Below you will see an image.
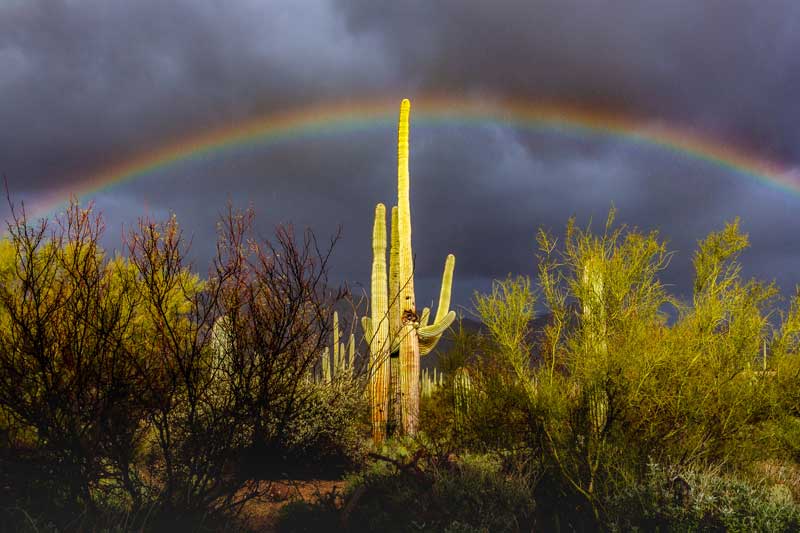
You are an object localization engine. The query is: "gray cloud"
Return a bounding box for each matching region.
[1,0,799,308]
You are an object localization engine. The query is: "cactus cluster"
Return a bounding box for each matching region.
[420,367,444,399]
[319,311,355,383]
[363,99,456,442]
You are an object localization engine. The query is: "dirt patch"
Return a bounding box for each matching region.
[240,479,346,531]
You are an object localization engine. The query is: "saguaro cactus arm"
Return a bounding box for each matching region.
[433,254,455,324]
[419,312,456,338]
[419,316,455,355]
[333,311,340,371]
[419,307,430,328]
[361,316,373,345]
[369,204,389,350]
[418,254,456,355]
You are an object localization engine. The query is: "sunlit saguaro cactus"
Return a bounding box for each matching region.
[364,204,390,443]
[582,254,607,356]
[362,99,457,439]
[421,369,430,399]
[395,99,457,435]
[332,311,355,375]
[581,254,609,437]
[394,99,422,435]
[388,206,403,432]
[211,315,232,362]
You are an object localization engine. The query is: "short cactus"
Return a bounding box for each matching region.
[420,368,443,399]
[453,367,472,434]
[587,385,608,437]
[321,347,331,383]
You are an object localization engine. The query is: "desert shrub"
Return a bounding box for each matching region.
[0,202,149,527]
[208,209,351,475]
[122,213,254,523]
[765,295,800,467]
[418,380,456,446]
[427,453,537,531]
[418,321,488,450]
[277,375,370,474]
[423,294,543,457]
[641,219,776,466]
[125,206,350,520]
[607,463,800,532]
[275,498,341,533]
[0,201,356,530]
[276,450,536,532]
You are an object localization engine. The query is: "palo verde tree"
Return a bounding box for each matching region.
[0,200,147,514]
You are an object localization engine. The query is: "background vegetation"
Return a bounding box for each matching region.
[2,202,800,531]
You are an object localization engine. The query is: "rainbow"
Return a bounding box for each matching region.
[30,96,798,217]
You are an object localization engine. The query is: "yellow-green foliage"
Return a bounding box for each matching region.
[474,276,535,387]
[459,211,785,523]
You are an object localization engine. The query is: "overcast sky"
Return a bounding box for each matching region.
[2,0,800,309]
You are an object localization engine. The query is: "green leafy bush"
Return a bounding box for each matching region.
[277,376,370,474]
[608,463,800,532]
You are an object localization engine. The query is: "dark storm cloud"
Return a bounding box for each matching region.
[1,0,799,307]
[337,0,800,160]
[0,0,388,190]
[335,0,800,300]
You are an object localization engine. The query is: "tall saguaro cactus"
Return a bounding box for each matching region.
[367,204,390,443]
[582,254,609,437]
[396,99,422,435]
[388,206,402,433]
[363,99,457,441]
